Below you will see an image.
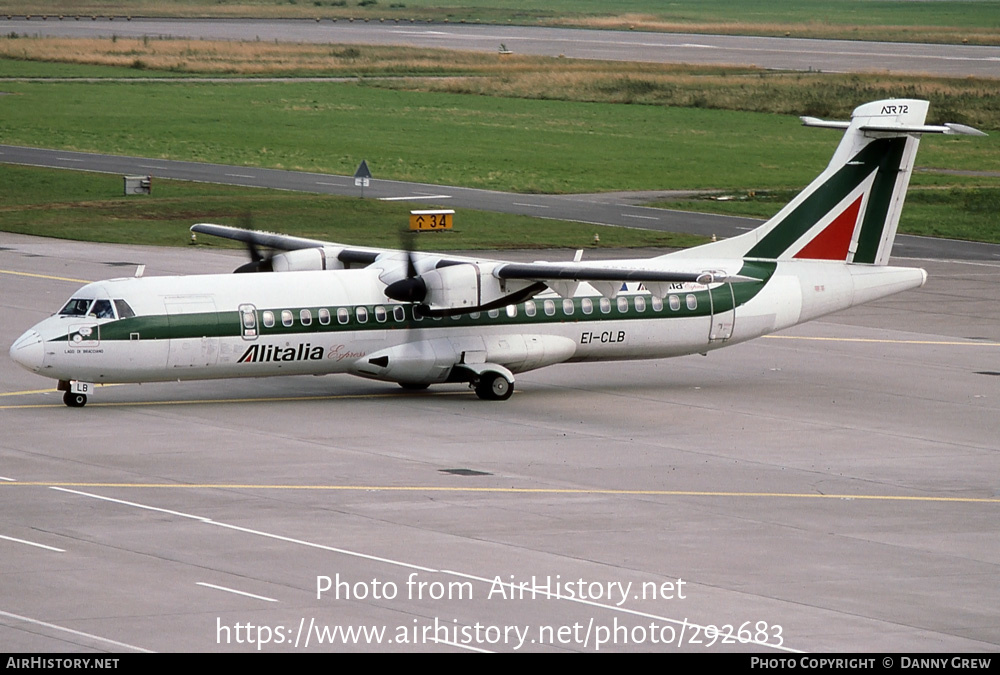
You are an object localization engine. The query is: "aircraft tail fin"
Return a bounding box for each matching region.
[673,99,985,265]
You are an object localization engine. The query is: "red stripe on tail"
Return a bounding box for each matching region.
[793,195,863,261]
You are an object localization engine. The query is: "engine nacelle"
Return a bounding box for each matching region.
[270,247,348,272]
[420,263,536,313]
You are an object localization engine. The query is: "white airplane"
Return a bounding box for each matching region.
[9,99,985,407]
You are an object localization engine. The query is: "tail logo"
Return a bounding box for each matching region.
[792,194,864,260]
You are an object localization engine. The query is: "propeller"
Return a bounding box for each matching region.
[232,213,275,273]
[383,230,427,304]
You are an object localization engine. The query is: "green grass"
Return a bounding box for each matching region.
[1,77,997,196]
[0,164,705,249]
[1,52,997,246]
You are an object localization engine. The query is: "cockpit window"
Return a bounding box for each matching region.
[114,299,136,319]
[90,300,115,319]
[59,298,93,316]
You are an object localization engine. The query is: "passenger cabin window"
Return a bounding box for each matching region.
[114,299,136,319]
[686,294,698,310]
[375,306,387,323]
[581,298,593,315]
[543,300,556,316]
[281,310,294,327]
[300,309,312,326]
[651,296,663,312]
[393,306,406,322]
[617,297,629,313]
[337,308,350,324]
[600,297,612,314]
[262,311,275,328]
[318,308,331,325]
[669,295,681,311]
[634,296,646,313]
[524,301,536,317]
[562,299,574,315]
[506,305,517,318]
[356,307,368,323]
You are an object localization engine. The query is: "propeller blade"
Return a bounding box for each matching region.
[233,212,275,273]
[401,230,419,280]
[234,257,273,274]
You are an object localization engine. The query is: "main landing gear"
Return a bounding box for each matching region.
[474,372,514,401]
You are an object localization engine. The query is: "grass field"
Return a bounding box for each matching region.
[2,37,998,131]
[4,1,1000,45]
[1,68,996,193]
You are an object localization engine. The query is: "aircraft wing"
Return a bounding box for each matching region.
[191,223,759,307]
[191,222,384,265]
[493,262,757,285]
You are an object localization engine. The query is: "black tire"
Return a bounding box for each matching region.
[475,372,514,401]
[63,391,87,408]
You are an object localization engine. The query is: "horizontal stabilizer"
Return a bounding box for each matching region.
[802,116,986,137]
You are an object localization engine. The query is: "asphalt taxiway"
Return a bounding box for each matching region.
[4,17,1000,78]
[1,232,998,652]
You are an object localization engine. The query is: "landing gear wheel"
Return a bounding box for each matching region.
[63,391,87,408]
[475,372,514,401]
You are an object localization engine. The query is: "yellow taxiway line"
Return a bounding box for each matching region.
[1,481,997,504]
[0,269,91,284]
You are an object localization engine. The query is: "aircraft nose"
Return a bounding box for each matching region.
[9,330,44,373]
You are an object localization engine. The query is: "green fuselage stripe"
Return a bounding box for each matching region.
[54,262,775,344]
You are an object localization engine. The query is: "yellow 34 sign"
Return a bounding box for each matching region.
[409,209,454,232]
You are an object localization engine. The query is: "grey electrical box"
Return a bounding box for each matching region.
[123,175,152,195]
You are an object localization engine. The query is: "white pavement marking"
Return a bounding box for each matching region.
[379,195,452,201]
[0,534,65,552]
[0,609,154,653]
[196,582,278,602]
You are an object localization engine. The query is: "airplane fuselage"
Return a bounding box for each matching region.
[10,257,925,391]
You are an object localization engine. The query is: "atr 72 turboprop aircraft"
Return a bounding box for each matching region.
[9,99,985,407]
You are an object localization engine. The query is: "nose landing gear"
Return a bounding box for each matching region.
[63,391,88,408]
[59,380,92,408]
